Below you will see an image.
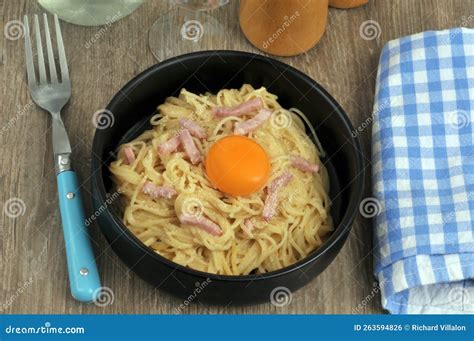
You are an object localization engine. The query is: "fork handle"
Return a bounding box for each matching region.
[57,170,102,302]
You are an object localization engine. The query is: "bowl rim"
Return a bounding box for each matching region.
[91,50,365,282]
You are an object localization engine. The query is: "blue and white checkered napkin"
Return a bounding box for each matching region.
[372,28,474,314]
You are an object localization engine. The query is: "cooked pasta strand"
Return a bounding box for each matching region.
[110,85,332,275]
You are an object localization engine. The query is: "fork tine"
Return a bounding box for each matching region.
[23,16,36,88]
[34,14,47,84]
[43,14,58,83]
[54,14,69,82]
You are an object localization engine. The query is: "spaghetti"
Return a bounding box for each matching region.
[110,84,332,275]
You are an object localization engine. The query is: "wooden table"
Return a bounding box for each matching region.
[1,0,471,314]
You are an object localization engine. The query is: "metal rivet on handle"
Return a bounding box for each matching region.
[66,192,75,199]
[60,157,69,165]
[79,268,89,276]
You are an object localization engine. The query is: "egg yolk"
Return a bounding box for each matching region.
[205,136,271,197]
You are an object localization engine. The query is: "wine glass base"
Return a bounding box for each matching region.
[148,9,225,61]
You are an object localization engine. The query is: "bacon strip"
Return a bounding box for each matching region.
[234,109,272,135]
[242,218,254,238]
[179,129,202,165]
[157,135,181,155]
[262,171,294,221]
[179,118,207,139]
[142,182,177,199]
[212,98,263,117]
[290,155,319,173]
[179,214,223,236]
[123,146,135,165]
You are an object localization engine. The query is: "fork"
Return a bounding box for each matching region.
[23,14,101,302]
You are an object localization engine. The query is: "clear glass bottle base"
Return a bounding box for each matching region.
[37,0,144,26]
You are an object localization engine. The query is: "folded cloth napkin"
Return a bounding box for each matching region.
[372,28,474,314]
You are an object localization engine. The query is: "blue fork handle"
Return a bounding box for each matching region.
[57,170,101,302]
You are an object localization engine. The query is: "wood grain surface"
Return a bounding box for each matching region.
[1,0,472,314]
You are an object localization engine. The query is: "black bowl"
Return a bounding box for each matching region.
[91,50,364,305]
